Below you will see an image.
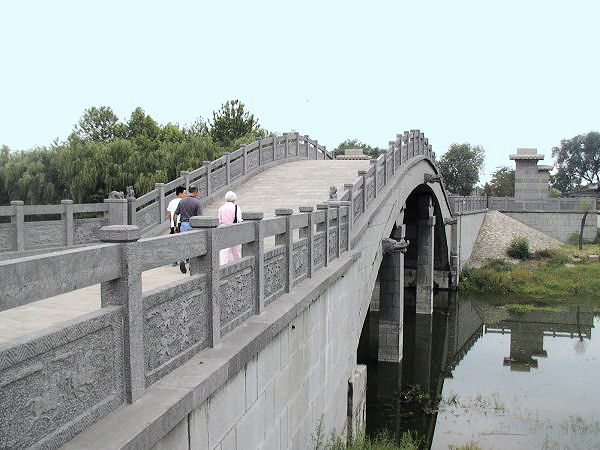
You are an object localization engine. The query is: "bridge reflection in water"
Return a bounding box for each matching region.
[358,288,595,448]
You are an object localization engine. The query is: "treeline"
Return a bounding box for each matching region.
[0,100,264,205]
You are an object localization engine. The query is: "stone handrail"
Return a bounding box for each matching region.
[0,200,123,257]
[0,132,332,257]
[134,132,332,235]
[0,201,349,449]
[448,196,488,214]
[339,129,436,224]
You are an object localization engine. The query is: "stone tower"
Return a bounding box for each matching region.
[509,148,551,199]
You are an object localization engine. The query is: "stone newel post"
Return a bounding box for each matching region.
[190,216,220,345]
[242,211,265,313]
[99,225,143,403]
[275,208,293,293]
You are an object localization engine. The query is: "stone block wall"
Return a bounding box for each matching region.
[152,261,363,450]
[503,211,597,243]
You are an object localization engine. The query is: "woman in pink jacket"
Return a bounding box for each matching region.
[218,191,243,265]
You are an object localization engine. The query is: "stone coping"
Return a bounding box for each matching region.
[62,251,360,450]
[509,154,544,160]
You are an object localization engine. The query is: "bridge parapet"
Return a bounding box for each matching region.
[340,129,436,225]
[0,132,332,258]
[0,201,350,448]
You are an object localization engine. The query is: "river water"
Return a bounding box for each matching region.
[364,294,600,449]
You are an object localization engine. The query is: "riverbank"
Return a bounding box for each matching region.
[459,244,600,303]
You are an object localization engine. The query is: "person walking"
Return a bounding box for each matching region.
[167,186,185,234]
[218,191,242,265]
[173,185,203,273]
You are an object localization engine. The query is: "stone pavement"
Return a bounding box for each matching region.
[0,160,370,344]
[468,210,563,267]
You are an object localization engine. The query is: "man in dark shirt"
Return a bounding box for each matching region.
[174,186,203,232]
[173,186,203,273]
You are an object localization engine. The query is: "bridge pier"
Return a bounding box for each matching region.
[378,232,408,362]
[416,195,435,314]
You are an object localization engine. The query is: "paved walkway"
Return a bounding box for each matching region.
[0,160,370,344]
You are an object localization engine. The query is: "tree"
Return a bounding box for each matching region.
[73,106,125,142]
[483,166,514,197]
[438,143,485,196]
[209,100,262,147]
[333,139,383,158]
[551,131,600,193]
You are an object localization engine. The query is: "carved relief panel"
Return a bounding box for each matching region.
[219,258,255,335]
[143,275,210,386]
[264,247,286,305]
[0,307,124,449]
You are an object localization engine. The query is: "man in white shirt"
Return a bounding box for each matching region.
[167,186,186,234]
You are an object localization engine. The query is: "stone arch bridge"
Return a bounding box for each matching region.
[0,131,487,449]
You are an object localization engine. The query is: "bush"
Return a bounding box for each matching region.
[506,237,531,260]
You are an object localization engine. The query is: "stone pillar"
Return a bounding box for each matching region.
[275,208,293,292]
[180,170,190,192]
[370,160,378,199]
[328,201,341,260]
[10,200,24,252]
[314,140,319,159]
[299,206,314,278]
[258,139,263,166]
[155,183,166,223]
[340,200,352,251]
[241,145,248,175]
[224,152,231,185]
[61,199,74,247]
[295,132,300,156]
[378,236,409,362]
[416,195,435,314]
[99,225,143,403]
[283,132,289,157]
[358,170,368,214]
[304,134,310,157]
[127,194,137,226]
[242,212,265,313]
[190,216,221,345]
[203,161,212,196]
[104,198,128,226]
[344,184,355,225]
[316,203,330,267]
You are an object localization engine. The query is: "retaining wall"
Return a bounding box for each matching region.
[503,211,597,243]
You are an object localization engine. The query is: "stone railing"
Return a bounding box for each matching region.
[448,195,596,214]
[487,196,594,212]
[0,133,331,257]
[0,199,128,257]
[339,129,436,224]
[134,132,332,235]
[0,202,350,449]
[448,196,488,214]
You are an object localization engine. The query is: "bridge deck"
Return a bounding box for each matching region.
[0,160,369,344]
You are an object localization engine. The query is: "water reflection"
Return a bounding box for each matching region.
[364,291,600,449]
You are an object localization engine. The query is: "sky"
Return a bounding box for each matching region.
[1,0,599,183]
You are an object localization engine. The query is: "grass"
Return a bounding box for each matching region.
[312,423,420,450]
[459,244,600,302]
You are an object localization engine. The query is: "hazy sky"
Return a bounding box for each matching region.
[1,0,598,182]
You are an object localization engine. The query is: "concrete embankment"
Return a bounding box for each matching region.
[468,210,562,267]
